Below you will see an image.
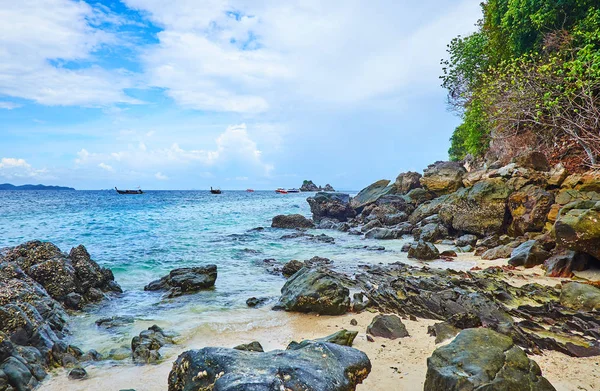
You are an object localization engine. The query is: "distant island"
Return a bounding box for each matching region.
[299,180,335,192]
[0,183,75,191]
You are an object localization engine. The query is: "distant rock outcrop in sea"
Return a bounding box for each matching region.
[299,180,335,192]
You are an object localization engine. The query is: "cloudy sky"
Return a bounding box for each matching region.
[0,0,481,190]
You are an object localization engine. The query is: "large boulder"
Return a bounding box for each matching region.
[560,282,600,311]
[439,178,511,236]
[168,341,371,391]
[424,328,555,391]
[350,179,391,211]
[554,201,600,259]
[272,214,315,229]
[408,195,450,225]
[144,265,217,298]
[562,171,600,192]
[389,171,422,194]
[508,240,551,268]
[508,185,554,236]
[273,268,350,315]
[307,192,355,222]
[420,161,466,196]
[407,241,440,260]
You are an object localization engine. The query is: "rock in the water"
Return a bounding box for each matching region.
[364,228,400,240]
[424,328,555,391]
[560,282,600,311]
[554,201,600,259]
[307,193,355,222]
[168,341,371,391]
[420,161,466,196]
[407,241,440,260]
[233,341,264,352]
[273,268,350,315]
[144,265,217,298]
[246,297,269,308]
[544,251,596,278]
[131,325,174,364]
[68,367,87,380]
[282,260,304,278]
[508,240,551,268]
[427,322,459,344]
[95,315,134,329]
[439,178,511,236]
[508,185,554,236]
[350,179,392,211]
[271,214,315,229]
[366,314,409,339]
[300,180,320,192]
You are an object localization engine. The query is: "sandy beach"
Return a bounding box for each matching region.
[39,258,600,391]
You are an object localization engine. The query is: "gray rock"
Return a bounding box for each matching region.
[271,214,315,229]
[560,282,600,311]
[427,322,460,344]
[366,314,409,339]
[233,341,264,352]
[424,328,555,391]
[144,265,217,298]
[455,234,478,247]
[420,161,466,196]
[364,228,399,240]
[167,341,371,391]
[508,240,551,268]
[273,268,350,315]
[68,367,87,380]
[407,241,440,260]
[131,325,174,364]
[307,193,355,223]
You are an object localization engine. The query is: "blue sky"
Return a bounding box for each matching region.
[0,0,481,190]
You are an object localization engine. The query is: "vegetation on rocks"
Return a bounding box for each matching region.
[442,0,600,169]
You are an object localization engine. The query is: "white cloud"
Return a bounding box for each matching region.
[98,162,114,172]
[0,0,139,107]
[0,157,49,179]
[121,0,480,112]
[73,123,273,176]
[0,101,21,110]
[155,171,168,180]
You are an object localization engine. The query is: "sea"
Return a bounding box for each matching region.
[0,190,474,358]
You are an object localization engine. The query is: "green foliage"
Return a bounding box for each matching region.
[442,0,600,164]
[449,100,490,161]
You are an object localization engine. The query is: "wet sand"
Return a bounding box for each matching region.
[39,259,600,391]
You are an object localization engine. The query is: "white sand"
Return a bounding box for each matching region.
[39,261,600,391]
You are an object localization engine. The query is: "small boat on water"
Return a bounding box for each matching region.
[210,187,222,194]
[287,188,300,193]
[246,189,255,193]
[115,187,143,194]
[275,188,288,194]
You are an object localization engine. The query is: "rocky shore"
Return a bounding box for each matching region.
[3,152,600,391]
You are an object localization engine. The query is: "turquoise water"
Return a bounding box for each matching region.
[0,190,462,354]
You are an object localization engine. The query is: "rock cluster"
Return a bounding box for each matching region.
[0,241,121,390]
[303,151,600,277]
[131,325,174,363]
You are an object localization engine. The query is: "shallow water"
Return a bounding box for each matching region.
[0,190,477,356]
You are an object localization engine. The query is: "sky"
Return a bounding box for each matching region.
[0,0,482,190]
